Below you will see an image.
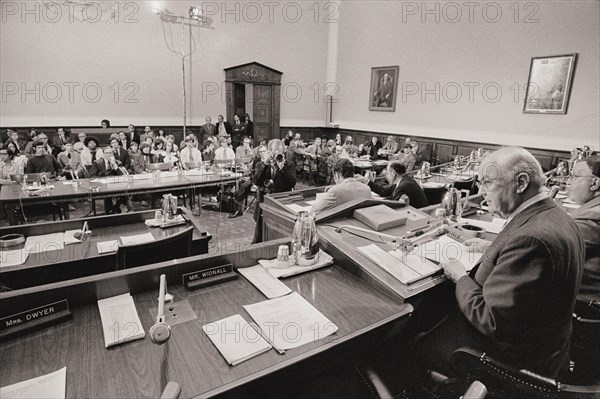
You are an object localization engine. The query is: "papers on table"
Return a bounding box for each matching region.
[0,367,66,399]
[285,203,313,214]
[97,293,145,348]
[25,233,64,253]
[457,217,507,234]
[258,250,334,279]
[243,292,338,350]
[237,265,292,299]
[416,235,482,272]
[96,240,119,254]
[357,244,432,285]
[119,232,154,246]
[63,229,83,245]
[0,248,29,268]
[203,314,272,366]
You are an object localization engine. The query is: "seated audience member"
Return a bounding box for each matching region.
[379,135,399,156]
[57,142,84,179]
[304,137,323,174]
[118,131,129,150]
[334,133,343,146]
[101,119,111,128]
[216,114,232,137]
[342,135,358,157]
[25,140,62,177]
[200,116,216,142]
[0,148,22,183]
[326,145,344,170]
[253,138,268,158]
[215,136,235,161]
[361,136,382,159]
[180,134,199,152]
[165,135,179,152]
[393,144,416,172]
[311,159,372,214]
[283,130,294,147]
[127,124,140,144]
[80,136,103,168]
[139,142,154,166]
[253,140,297,243]
[162,141,179,166]
[151,138,166,163]
[202,140,215,163]
[5,142,27,174]
[24,133,53,158]
[140,126,152,143]
[128,141,148,174]
[364,161,428,208]
[51,128,69,156]
[77,132,87,144]
[415,147,583,379]
[286,132,311,171]
[89,147,131,213]
[109,137,131,171]
[236,136,254,159]
[321,139,335,159]
[157,129,166,139]
[410,140,425,167]
[179,136,202,167]
[567,156,600,301]
[6,129,27,152]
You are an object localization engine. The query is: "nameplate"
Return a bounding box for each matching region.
[0,300,71,340]
[182,264,237,290]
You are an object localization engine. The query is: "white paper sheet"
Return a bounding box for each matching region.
[0,248,29,268]
[202,314,272,366]
[243,292,338,350]
[25,233,65,253]
[96,240,119,254]
[97,293,145,348]
[63,230,83,245]
[0,367,66,399]
[238,265,292,299]
[416,235,482,272]
[119,232,154,246]
[357,244,422,284]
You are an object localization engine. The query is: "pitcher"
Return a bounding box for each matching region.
[291,212,319,264]
[441,187,470,221]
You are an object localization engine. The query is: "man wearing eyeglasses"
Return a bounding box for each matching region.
[567,156,600,301]
[416,147,584,379]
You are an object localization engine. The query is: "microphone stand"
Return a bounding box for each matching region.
[150,274,172,345]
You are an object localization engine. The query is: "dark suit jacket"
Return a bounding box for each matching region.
[200,123,216,142]
[129,131,140,145]
[113,147,131,171]
[253,160,296,194]
[216,122,232,136]
[89,159,123,177]
[455,198,584,377]
[368,175,428,208]
[569,195,600,301]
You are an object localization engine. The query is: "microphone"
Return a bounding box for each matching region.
[150,274,172,345]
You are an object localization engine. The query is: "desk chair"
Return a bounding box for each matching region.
[9,174,65,223]
[116,226,193,269]
[570,299,600,385]
[452,178,477,195]
[423,186,447,206]
[451,347,600,399]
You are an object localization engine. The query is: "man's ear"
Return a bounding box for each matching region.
[515,172,531,193]
[591,177,600,191]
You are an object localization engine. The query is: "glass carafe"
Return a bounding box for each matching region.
[291,212,319,264]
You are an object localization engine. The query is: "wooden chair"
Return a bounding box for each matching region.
[423,186,447,206]
[116,226,193,269]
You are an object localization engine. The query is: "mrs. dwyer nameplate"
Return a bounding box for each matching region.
[0,299,71,339]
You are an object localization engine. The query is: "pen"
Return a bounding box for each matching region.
[250,322,285,355]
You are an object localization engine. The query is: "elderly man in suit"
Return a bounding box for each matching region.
[363,161,428,208]
[200,116,216,143]
[418,147,584,379]
[311,159,371,214]
[568,156,600,301]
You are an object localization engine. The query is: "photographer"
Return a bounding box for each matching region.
[252,139,296,243]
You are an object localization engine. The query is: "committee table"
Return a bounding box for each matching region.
[0,239,413,398]
[1,170,241,225]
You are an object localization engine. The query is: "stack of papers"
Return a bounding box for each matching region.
[243,292,338,350]
[416,235,483,272]
[357,244,437,285]
[238,265,292,298]
[203,314,272,366]
[25,233,65,253]
[0,367,66,399]
[97,240,119,254]
[97,293,145,348]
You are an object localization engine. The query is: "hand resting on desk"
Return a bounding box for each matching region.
[440,258,468,283]
[463,238,492,253]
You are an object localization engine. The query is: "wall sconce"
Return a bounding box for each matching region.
[189,6,204,21]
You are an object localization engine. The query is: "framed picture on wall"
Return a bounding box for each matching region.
[523,54,577,114]
[369,66,399,112]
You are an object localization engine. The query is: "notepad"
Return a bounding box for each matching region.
[238,265,292,299]
[357,244,426,284]
[119,232,154,246]
[353,204,407,231]
[97,240,119,254]
[202,314,272,366]
[97,293,146,348]
[25,233,65,253]
[416,235,482,272]
[0,367,66,399]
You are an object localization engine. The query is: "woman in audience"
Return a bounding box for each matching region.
[151,138,166,162]
[80,137,103,168]
[283,130,294,147]
[5,142,27,174]
[101,119,110,128]
[335,133,343,146]
[162,140,179,166]
[342,135,359,157]
[57,141,84,179]
[139,142,154,165]
[128,141,147,174]
[166,134,179,152]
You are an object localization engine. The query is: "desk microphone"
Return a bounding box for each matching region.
[150,274,172,345]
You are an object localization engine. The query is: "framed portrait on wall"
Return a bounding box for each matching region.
[523,54,577,114]
[369,66,399,112]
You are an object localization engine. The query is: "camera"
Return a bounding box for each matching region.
[275,153,285,163]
